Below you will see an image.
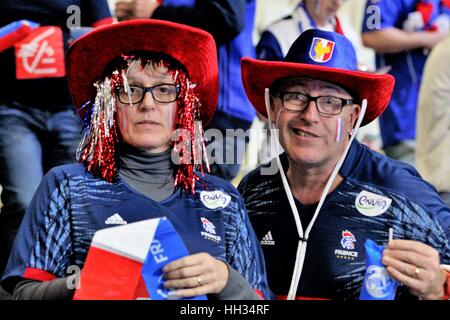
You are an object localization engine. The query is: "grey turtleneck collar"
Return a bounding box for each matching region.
[118,142,175,202]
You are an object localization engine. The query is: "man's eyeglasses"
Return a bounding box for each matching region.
[115,84,180,105]
[278,92,353,115]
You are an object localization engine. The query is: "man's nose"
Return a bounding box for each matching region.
[300,100,320,122]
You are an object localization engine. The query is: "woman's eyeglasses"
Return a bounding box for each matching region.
[115,84,180,105]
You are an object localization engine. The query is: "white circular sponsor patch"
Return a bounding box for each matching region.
[355,190,392,217]
[200,190,231,209]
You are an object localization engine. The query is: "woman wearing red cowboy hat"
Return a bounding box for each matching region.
[239,29,450,300]
[0,19,269,300]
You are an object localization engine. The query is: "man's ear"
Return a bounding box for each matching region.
[348,104,361,133]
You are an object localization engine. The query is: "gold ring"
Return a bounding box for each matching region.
[197,276,203,286]
[414,267,421,277]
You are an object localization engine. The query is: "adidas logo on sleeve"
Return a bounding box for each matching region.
[260,231,275,246]
[105,213,127,225]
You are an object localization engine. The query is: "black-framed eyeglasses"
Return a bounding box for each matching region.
[115,84,180,105]
[278,92,353,115]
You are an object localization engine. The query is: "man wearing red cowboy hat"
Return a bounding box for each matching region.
[238,29,450,300]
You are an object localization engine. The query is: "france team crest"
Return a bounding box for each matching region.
[341,230,356,250]
[309,37,335,63]
[201,217,216,235]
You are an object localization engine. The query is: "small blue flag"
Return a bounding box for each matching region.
[360,239,398,300]
[141,217,207,300]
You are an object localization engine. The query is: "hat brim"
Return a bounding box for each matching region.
[67,19,218,124]
[241,57,395,126]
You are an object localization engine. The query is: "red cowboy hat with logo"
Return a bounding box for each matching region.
[242,29,395,126]
[66,19,218,124]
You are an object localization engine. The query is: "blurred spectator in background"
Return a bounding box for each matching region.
[115,0,257,181]
[256,0,349,61]
[362,0,450,165]
[0,0,112,285]
[416,34,450,207]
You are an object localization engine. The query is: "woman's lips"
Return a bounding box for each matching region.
[136,120,161,128]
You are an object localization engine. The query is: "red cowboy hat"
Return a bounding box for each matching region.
[242,29,395,126]
[66,19,218,124]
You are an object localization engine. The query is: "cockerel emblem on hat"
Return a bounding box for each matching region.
[309,37,335,63]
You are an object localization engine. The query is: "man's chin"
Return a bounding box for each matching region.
[288,152,323,167]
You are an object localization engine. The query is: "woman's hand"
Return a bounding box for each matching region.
[382,239,446,300]
[162,252,229,298]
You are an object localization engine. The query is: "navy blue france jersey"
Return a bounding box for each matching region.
[2,163,269,298]
[238,141,450,300]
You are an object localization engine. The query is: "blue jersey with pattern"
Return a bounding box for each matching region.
[2,164,269,298]
[238,141,450,300]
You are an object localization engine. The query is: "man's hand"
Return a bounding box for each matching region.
[131,0,160,19]
[163,253,229,298]
[115,0,133,21]
[382,239,446,300]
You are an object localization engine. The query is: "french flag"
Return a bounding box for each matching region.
[336,117,343,143]
[0,20,39,52]
[74,217,206,300]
